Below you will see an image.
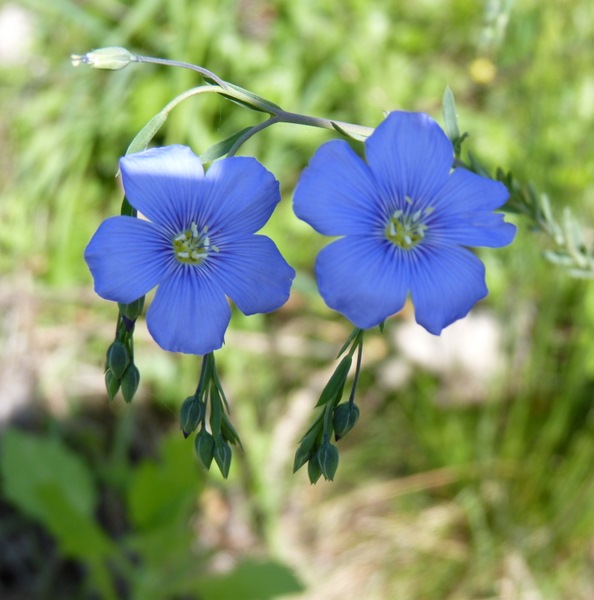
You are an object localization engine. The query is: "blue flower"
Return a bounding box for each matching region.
[293,111,516,334]
[85,145,295,355]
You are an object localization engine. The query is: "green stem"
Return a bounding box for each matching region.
[130,55,375,150]
[134,54,228,89]
[348,335,364,405]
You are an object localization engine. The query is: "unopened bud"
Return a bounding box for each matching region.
[71,47,136,70]
[180,396,204,438]
[105,369,120,401]
[120,364,140,403]
[213,439,232,479]
[333,402,360,441]
[317,441,339,481]
[118,297,145,321]
[194,429,215,470]
[106,341,130,380]
[307,453,323,484]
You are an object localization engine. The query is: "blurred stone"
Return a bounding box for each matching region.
[379,311,506,404]
[0,4,35,66]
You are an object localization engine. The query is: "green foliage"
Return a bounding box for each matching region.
[0,428,302,599]
[197,559,303,600]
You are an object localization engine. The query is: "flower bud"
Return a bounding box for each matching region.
[213,439,232,479]
[71,47,136,70]
[118,297,145,321]
[333,402,360,441]
[120,364,140,403]
[179,396,204,438]
[105,369,120,401]
[106,340,130,380]
[194,429,215,470]
[307,453,323,485]
[317,441,339,481]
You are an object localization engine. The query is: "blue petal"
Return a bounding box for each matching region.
[211,235,295,314]
[365,111,453,208]
[430,213,516,248]
[293,140,384,236]
[198,157,280,236]
[432,168,510,213]
[84,216,172,303]
[146,267,231,355]
[427,169,516,247]
[409,245,488,334]
[315,236,410,329]
[120,146,204,232]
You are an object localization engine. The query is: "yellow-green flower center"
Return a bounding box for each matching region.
[385,199,433,250]
[173,222,218,265]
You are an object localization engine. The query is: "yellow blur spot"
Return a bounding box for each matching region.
[469,57,497,85]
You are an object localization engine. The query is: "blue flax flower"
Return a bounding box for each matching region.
[293,111,516,334]
[85,145,295,355]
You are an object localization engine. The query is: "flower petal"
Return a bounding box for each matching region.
[198,157,281,236]
[426,169,516,247]
[409,245,488,334]
[146,267,231,355]
[293,140,383,236]
[365,111,454,207]
[84,216,171,303]
[210,235,295,314]
[430,212,517,248]
[432,168,510,213]
[120,146,204,231]
[315,236,410,329]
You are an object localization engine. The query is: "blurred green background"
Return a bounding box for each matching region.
[1,0,594,598]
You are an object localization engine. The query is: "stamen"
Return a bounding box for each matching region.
[385,201,431,250]
[172,221,219,265]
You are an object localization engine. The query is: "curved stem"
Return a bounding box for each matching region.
[134,54,228,89]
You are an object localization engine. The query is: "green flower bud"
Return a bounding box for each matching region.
[71,47,136,70]
[106,341,130,380]
[317,441,339,481]
[307,453,323,485]
[179,396,204,438]
[333,402,360,441]
[194,429,215,470]
[213,439,232,479]
[120,364,140,403]
[118,297,145,321]
[105,369,120,401]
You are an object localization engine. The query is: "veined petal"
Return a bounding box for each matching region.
[293,140,384,236]
[429,212,517,248]
[315,236,410,329]
[431,168,510,214]
[84,216,171,303]
[198,157,280,236]
[409,245,488,334]
[366,111,453,208]
[146,267,231,355]
[212,235,295,314]
[120,146,204,231]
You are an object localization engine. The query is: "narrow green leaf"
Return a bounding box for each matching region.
[126,111,168,156]
[314,355,352,408]
[442,86,460,142]
[199,127,253,163]
[215,81,283,114]
[336,327,361,358]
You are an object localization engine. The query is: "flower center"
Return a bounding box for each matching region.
[172,222,218,265]
[385,199,433,250]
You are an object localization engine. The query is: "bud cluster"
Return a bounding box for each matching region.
[293,328,364,483]
[178,353,242,479]
[104,298,145,403]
